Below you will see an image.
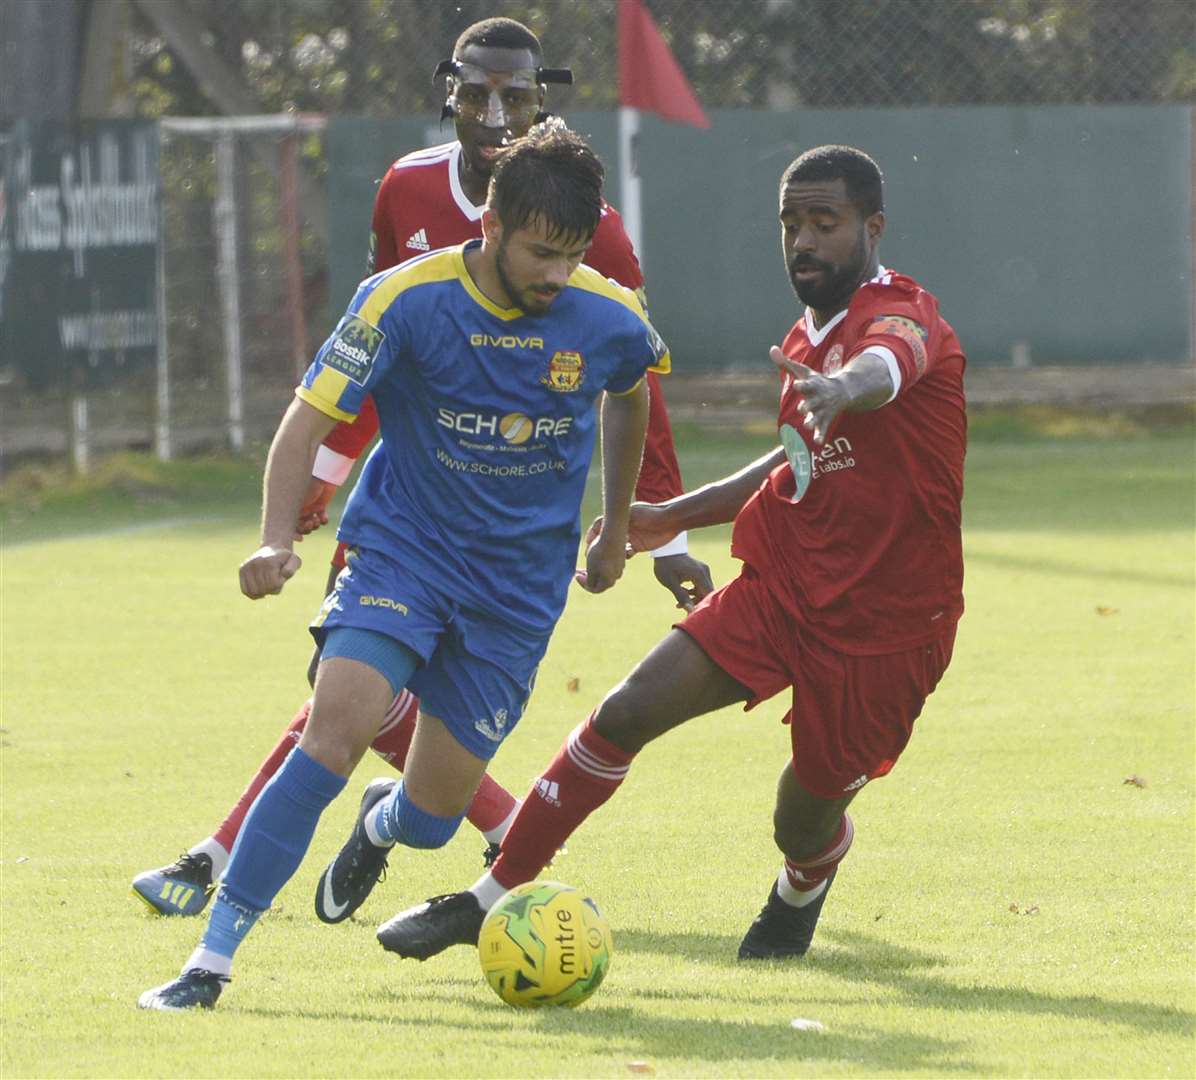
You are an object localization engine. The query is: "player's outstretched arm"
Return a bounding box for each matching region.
[624,443,789,556]
[770,346,894,445]
[240,398,338,600]
[578,380,650,594]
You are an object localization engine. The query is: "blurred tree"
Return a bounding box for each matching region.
[113,0,1193,119]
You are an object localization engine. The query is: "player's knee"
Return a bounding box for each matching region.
[297,718,369,778]
[592,681,651,753]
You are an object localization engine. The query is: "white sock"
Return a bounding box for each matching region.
[182,946,232,978]
[189,837,230,881]
[468,871,509,913]
[483,800,521,844]
[362,803,394,849]
[776,869,828,909]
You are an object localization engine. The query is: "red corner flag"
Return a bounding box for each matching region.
[617,0,709,128]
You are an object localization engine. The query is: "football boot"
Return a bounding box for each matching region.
[314,777,396,924]
[138,968,229,1010]
[737,868,837,960]
[376,891,486,960]
[131,853,215,917]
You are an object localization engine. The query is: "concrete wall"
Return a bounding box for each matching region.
[328,106,1194,370]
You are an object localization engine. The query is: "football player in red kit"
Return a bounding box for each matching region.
[369,144,967,963]
[132,17,710,919]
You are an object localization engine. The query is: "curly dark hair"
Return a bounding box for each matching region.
[781,145,884,216]
[454,17,542,59]
[488,117,605,242]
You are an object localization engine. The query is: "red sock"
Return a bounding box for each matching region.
[369,689,417,766]
[466,774,518,834]
[784,813,854,892]
[212,699,310,852]
[491,714,635,890]
[370,691,518,835]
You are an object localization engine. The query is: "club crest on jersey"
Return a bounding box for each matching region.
[320,314,385,385]
[541,350,585,392]
[823,344,845,376]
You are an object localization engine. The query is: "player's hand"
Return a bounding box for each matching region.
[626,501,686,553]
[574,530,627,594]
[240,545,302,599]
[296,477,337,538]
[652,553,714,613]
[770,346,849,445]
[582,502,682,558]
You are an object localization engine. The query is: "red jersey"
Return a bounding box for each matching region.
[321,140,683,505]
[731,269,966,655]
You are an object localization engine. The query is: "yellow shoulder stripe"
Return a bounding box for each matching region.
[568,265,671,375]
[357,247,461,326]
[568,264,647,317]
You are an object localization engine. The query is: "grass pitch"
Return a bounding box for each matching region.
[1,420,1193,1078]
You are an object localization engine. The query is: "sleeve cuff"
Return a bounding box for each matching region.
[606,376,645,398]
[312,445,355,485]
[650,531,688,558]
[865,345,902,405]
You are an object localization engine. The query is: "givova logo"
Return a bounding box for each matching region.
[436,407,573,443]
[320,314,385,385]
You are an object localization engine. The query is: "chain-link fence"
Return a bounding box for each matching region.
[156,117,328,457]
[120,0,1195,119]
[2,1,1193,470]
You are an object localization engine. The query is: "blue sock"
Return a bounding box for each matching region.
[373,779,464,849]
[201,747,346,960]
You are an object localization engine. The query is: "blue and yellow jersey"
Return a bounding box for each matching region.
[297,240,668,633]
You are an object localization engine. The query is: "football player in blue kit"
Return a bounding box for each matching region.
[139,119,661,1011]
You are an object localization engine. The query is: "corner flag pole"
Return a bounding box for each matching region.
[618,105,643,263]
[616,0,709,275]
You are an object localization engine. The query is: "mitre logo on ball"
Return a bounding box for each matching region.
[478,881,613,1008]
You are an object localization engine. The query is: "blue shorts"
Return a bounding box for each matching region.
[310,546,549,761]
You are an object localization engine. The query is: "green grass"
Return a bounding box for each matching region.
[2,425,1193,1078]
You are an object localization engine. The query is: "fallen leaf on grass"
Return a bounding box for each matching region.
[1008,902,1040,915]
[1095,606,1119,616]
[1123,775,1147,788]
[626,1062,654,1074]
[566,677,580,692]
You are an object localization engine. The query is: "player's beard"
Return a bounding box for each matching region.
[496,239,559,315]
[789,229,869,311]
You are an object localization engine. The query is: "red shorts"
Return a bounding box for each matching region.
[678,566,956,799]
